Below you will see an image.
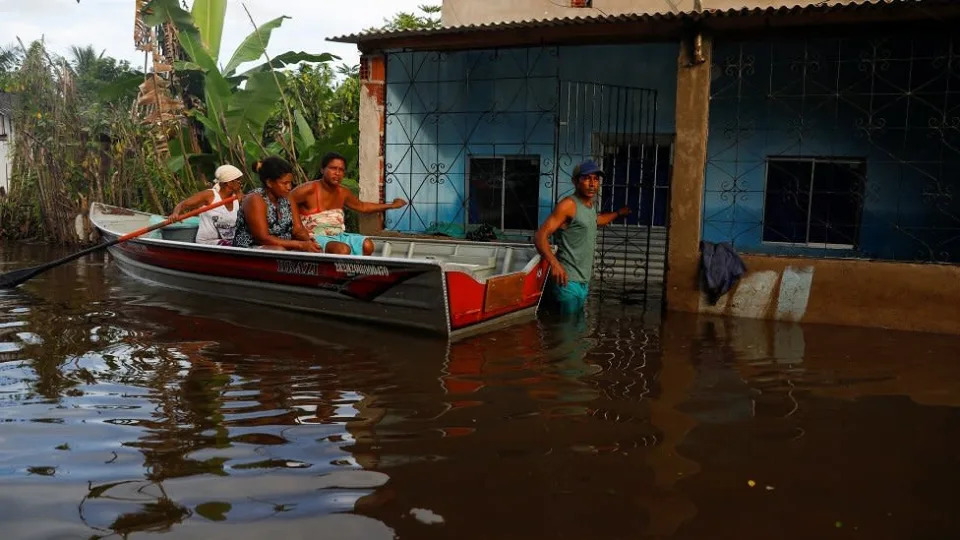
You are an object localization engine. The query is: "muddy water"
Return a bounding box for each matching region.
[0,242,958,539]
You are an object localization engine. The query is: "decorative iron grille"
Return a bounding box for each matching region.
[556,81,666,302]
[383,47,560,234]
[383,47,668,302]
[705,31,960,263]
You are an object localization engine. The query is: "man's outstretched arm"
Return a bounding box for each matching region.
[598,206,630,227]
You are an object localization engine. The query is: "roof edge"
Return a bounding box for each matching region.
[329,0,957,50]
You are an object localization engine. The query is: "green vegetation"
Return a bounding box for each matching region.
[0,1,439,244]
[371,4,442,32]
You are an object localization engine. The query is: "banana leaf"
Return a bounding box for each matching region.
[224,71,285,146]
[191,0,228,60]
[222,16,290,77]
[237,51,338,79]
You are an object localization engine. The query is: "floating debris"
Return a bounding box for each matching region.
[410,508,445,525]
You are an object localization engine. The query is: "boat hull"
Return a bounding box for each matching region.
[91,204,547,338]
[107,242,452,335]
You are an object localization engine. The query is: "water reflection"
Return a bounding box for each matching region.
[1,243,959,539]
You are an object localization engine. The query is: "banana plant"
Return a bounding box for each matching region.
[142,0,336,178]
[280,108,359,180]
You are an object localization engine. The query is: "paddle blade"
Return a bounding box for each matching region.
[0,241,113,289]
[0,265,48,289]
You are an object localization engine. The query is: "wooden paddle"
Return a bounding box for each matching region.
[0,195,239,289]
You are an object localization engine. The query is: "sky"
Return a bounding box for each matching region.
[0,0,428,71]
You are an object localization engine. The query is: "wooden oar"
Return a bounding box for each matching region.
[0,195,239,289]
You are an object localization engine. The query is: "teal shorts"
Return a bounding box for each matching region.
[314,232,368,255]
[543,280,589,314]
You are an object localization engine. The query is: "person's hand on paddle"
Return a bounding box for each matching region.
[1,195,239,289]
[390,198,407,209]
[549,260,568,287]
[617,206,631,218]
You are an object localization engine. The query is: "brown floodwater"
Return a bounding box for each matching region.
[1,241,958,539]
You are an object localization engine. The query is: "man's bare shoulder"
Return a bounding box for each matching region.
[554,197,578,215]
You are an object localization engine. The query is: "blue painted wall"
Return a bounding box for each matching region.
[382,43,679,233]
[703,35,960,263]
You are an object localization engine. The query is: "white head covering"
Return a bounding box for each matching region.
[213,165,243,192]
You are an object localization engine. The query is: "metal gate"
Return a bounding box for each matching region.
[555,81,670,303]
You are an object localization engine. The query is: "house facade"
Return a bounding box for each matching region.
[0,92,13,194]
[334,0,960,335]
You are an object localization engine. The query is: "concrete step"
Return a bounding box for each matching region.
[593,282,665,299]
[589,226,667,297]
[595,268,666,279]
[599,228,668,236]
[596,252,667,263]
[593,272,663,286]
[596,244,669,255]
[596,268,666,279]
[593,255,667,268]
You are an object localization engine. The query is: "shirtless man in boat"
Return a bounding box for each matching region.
[289,152,407,255]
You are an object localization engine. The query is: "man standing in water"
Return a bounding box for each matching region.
[534,159,630,314]
[289,152,407,255]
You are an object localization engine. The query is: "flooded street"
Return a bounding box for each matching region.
[1,242,959,539]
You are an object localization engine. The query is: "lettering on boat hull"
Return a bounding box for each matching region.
[277,260,320,276]
[334,262,390,277]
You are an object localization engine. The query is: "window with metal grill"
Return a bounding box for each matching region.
[467,156,541,231]
[762,157,866,249]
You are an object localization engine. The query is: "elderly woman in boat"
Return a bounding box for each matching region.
[289,152,406,255]
[170,164,245,246]
[231,157,322,252]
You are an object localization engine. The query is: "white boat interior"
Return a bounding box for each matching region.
[91,204,541,282]
[370,237,539,281]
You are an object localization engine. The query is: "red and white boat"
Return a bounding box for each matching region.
[90,203,549,339]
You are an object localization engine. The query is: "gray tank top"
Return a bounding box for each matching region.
[555,196,598,283]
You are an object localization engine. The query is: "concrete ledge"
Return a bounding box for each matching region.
[691,255,960,335]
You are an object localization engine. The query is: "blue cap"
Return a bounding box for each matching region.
[572,159,605,179]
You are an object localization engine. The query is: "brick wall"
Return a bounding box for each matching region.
[358,54,387,234]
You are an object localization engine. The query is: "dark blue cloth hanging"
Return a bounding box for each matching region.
[700,241,747,305]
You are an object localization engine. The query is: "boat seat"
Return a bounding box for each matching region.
[442,262,497,280]
[376,240,504,279]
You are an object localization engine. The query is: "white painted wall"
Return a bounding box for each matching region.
[0,112,11,193]
[442,0,868,26]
